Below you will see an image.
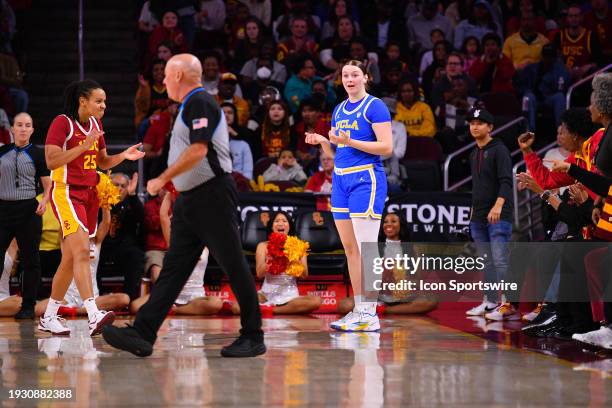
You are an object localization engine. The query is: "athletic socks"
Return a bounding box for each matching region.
[84,298,99,320]
[44,298,63,318]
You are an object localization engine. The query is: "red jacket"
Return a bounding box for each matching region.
[468,54,516,94]
[144,196,167,251]
[524,128,605,200]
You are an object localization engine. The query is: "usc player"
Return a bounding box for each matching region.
[40,79,144,336]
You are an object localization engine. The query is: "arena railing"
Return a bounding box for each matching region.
[443,116,527,192]
[511,141,558,236]
[566,63,612,109]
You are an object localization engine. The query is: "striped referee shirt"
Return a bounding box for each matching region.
[168,87,232,192]
[0,143,49,201]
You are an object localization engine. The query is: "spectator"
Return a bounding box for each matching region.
[419,28,447,77]
[272,0,321,42]
[378,60,413,100]
[381,100,408,191]
[294,96,330,173]
[430,51,478,112]
[395,78,437,138]
[319,16,358,71]
[143,102,178,180]
[248,85,283,132]
[320,0,360,40]
[504,0,548,37]
[305,150,334,210]
[454,0,503,51]
[135,59,170,128]
[469,33,516,95]
[0,53,27,114]
[284,56,318,113]
[252,211,321,314]
[360,0,407,53]
[215,73,250,126]
[241,0,272,27]
[421,40,453,100]
[262,149,308,184]
[232,17,266,71]
[349,38,381,85]
[407,0,453,53]
[261,100,292,158]
[436,76,480,153]
[222,102,254,179]
[460,36,481,72]
[381,40,411,74]
[503,10,550,70]
[553,3,602,81]
[148,10,188,60]
[311,79,335,114]
[193,0,227,52]
[143,188,168,283]
[583,0,612,64]
[276,15,319,65]
[99,173,145,300]
[201,52,242,97]
[517,44,569,131]
[242,57,287,107]
[156,41,175,63]
[241,42,289,86]
[465,108,515,319]
[150,1,198,48]
[138,1,159,34]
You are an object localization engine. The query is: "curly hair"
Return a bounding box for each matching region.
[560,108,595,139]
[592,73,612,116]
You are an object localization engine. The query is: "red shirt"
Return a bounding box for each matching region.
[143,110,172,152]
[46,115,106,186]
[305,171,332,211]
[144,196,168,251]
[295,118,330,154]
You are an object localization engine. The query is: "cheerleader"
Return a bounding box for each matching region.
[305,60,393,331]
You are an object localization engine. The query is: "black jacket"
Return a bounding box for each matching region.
[470,137,513,223]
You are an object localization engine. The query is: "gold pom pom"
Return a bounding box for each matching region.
[96,171,121,209]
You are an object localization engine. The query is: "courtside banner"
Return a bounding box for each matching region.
[238,192,472,241]
[360,242,612,303]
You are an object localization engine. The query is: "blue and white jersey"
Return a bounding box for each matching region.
[331,94,391,169]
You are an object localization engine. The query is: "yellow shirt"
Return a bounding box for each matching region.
[502,32,549,69]
[37,194,60,251]
[394,101,437,138]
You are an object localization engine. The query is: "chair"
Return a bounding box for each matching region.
[401,160,442,191]
[253,157,275,178]
[295,211,346,278]
[241,210,271,252]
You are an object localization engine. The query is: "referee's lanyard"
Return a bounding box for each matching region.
[179,87,205,114]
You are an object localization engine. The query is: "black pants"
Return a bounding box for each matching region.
[98,244,144,300]
[557,241,595,327]
[133,175,262,343]
[0,199,41,308]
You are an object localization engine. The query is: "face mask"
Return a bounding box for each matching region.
[257,66,272,80]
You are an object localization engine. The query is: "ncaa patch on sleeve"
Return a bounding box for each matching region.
[192,118,208,130]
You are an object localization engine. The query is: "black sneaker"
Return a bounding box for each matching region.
[102,324,153,357]
[530,320,565,338]
[522,304,557,332]
[221,335,266,358]
[14,305,35,320]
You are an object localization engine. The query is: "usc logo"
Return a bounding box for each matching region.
[63,220,71,230]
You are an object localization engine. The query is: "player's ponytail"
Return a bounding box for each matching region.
[63,79,103,120]
[341,59,372,90]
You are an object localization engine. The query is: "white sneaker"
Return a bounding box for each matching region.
[38,315,71,336]
[330,310,380,332]
[485,303,522,321]
[572,326,612,350]
[88,310,116,336]
[522,303,543,322]
[466,300,498,316]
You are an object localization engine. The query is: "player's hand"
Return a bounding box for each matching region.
[147,177,165,196]
[543,159,571,173]
[35,200,46,216]
[305,131,326,145]
[517,132,535,152]
[124,143,145,161]
[127,172,138,196]
[330,129,350,146]
[82,129,102,150]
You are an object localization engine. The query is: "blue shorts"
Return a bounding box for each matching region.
[331,164,387,220]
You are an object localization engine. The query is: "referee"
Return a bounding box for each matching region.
[103,54,264,358]
[0,113,50,319]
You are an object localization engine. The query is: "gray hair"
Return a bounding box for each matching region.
[592,73,612,116]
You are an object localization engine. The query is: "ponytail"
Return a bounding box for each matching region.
[63,79,102,120]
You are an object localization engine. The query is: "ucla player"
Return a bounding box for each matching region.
[305,60,392,331]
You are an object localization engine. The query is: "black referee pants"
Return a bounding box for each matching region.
[0,199,41,308]
[133,174,263,343]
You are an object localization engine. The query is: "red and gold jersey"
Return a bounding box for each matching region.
[46,114,106,186]
[559,28,594,69]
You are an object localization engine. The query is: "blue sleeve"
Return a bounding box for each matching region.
[331,104,340,128]
[365,98,391,124]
